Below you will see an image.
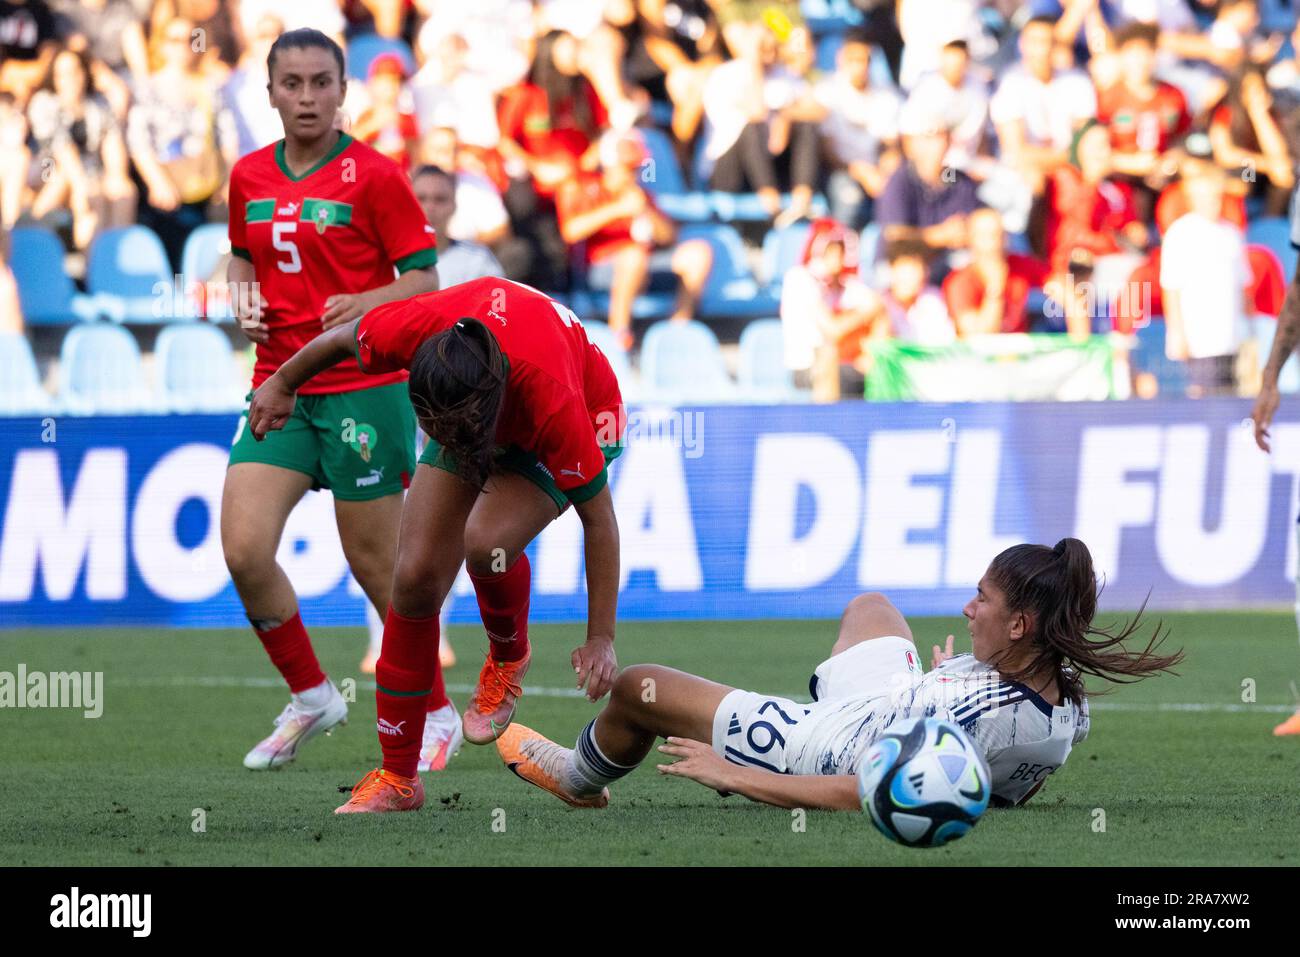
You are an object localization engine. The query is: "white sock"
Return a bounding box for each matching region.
[294,678,334,711]
[566,720,637,794]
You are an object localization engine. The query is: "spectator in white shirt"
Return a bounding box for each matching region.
[1159,155,1253,397]
[906,39,988,169]
[989,14,1097,194]
[222,13,285,158]
[411,32,500,150]
[801,29,901,231]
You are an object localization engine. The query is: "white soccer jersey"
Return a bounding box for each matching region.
[713,640,1089,807]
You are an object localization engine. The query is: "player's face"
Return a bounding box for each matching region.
[269,47,346,143]
[413,173,456,234]
[963,575,1017,664]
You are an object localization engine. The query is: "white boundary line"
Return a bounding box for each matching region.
[110,676,1296,713]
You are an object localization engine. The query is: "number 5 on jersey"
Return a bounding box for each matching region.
[272,221,302,273]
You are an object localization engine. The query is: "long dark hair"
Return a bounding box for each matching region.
[407,318,508,489]
[986,538,1183,707]
[529,30,594,134]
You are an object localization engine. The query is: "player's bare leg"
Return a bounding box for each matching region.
[460,472,559,743]
[222,463,348,769]
[829,592,915,658]
[498,664,732,806]
[337,465,476,811]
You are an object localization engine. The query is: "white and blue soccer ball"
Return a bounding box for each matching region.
[857,715,991,848]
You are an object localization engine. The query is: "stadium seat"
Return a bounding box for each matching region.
[0,331,51,414]
[154,322,243,412]
[57,323,152,414]
[581,319,640,402]
[677,223,779,318]
[760,221,811,296]
[180,223,235,321]
[1246,216,1297,282]
[639,319,739,403]
[346,34,415,79]
[737,318,809,402]
[639,126,713,222]
[801,0,865,33]
[87,225,174,323]
[9,227,97,325]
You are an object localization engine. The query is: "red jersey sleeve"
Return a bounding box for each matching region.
[368,160,439,274]
[228,162,250,261]
[355,297,442,373]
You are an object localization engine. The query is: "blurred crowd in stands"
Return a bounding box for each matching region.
[2,0,1300,404]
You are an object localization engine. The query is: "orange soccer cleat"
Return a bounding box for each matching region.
[1273,709,1300,736]
[462,649,531,744]
[497,723,608,808]
[334,768,425,814]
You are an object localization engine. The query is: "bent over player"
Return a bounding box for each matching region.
[248,277,626,812]
[220,29,445,771]
[496,538,1182,810]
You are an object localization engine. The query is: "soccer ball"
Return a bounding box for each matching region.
[857,715,991,847]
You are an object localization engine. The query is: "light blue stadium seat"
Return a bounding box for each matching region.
[0,332,52,414]
[802,0,865,33]
[1246,216,1297,282]
[10,227,97,325]
[581,319,640,402]
[678,223,779,318]
[639,126,712,222]
[639,319,738,403]
[346,34,415,79]
[57,323,152,414]
[760,221,811,296]
[87,226,174,323]
[180,223,234,321]
[1252,315,1300,395]
[154,322,243,412]
[738,318,809,402]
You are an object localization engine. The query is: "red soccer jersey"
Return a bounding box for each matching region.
[228,133,438,394]
[1097,81,1190,154]
[355,277,625,502]
[942,254,1051,334]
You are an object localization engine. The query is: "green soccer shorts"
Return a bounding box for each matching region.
[229,380,416,501]
[418,436,624,512]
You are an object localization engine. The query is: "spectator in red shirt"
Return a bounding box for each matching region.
[943,208,1050,336]
[1044,119,1148,282]
[353,52,418,171]
[1096,21,1190,223]
[556,129,713,350]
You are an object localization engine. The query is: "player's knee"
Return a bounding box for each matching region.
[462,528,519,576]
[844,592,894,620]
[221,535,273,585]
[390,558,444,619]
[613,664,664,710]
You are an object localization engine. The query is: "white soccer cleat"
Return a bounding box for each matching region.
[417,702,464,772]
[243,683,348,770]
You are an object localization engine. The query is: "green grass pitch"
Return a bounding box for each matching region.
[2,612,1299,866]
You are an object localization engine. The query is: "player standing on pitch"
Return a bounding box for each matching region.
[247,277,626,813]
[220,29,452,771]
[1251,183,1300,736]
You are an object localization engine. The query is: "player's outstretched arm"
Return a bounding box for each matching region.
[572,484,620,701]
[248,320,361,440]
[657,737,861,811]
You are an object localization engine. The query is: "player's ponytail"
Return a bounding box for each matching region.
[986,538,1183,706]
[407,318,507,490]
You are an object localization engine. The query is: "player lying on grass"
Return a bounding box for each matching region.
[248,277,625,813]
[497,538,1183,810]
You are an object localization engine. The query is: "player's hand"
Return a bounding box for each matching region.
[321,292,370,330]
[571,635,617,702]
[656,737,735,792]
[235,289,270,344]
[932,634,955,669]
[248,373,296,441]
[1253,380,1281,453]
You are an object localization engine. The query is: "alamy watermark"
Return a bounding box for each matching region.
[0,664,103,718]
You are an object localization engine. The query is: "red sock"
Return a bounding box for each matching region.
[256,612,325,693]
[374,607,439,778]
[469,552,532,663]
[426,656,449,712]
